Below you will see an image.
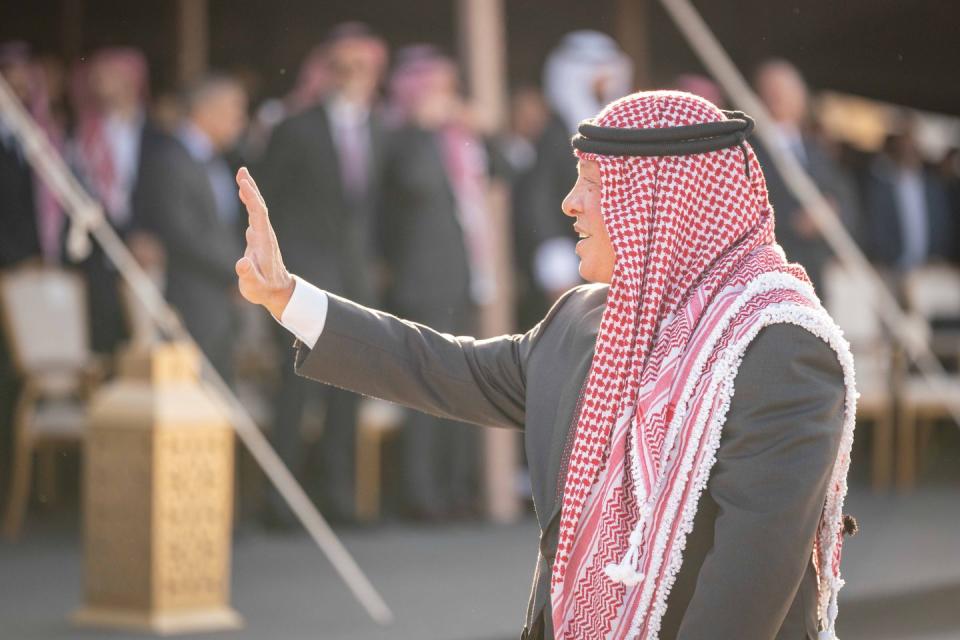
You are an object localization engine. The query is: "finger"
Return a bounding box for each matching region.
[237,166,267,208]
[239,179,269,233]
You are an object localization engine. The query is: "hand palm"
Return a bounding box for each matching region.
[234,167,294,317]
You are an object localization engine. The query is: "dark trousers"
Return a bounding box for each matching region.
[395,301,478,515]
[402,410,478,514]
[268,340,358,521]
[176,297,237,387]
[80,249,129,355]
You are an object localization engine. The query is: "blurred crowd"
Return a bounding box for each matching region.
[1,24,959,530]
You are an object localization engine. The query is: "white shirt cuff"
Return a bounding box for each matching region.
[278,275,329,349]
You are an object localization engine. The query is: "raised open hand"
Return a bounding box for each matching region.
[235,167,295,318]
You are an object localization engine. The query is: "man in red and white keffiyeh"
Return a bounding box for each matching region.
[549,91,856,639]
[232,88,858,639]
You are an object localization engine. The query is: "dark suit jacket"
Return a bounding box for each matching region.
[753,136,860,291]
[258,103,383,306]
[864,161,953,267]
[130,132,241,350]
[0,137,41,267]
[378,125,472,329]
[293,284,845,639]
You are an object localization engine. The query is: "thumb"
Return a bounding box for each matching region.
[236,256,252,275]
[236,256,262,280]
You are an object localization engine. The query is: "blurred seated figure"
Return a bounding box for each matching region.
[257,23,387,527]
[131,74,248,382]
[864,120,953,271]
[752,58,861,294]
[69,47,160,354]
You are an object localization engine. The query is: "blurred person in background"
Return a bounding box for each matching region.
[518,32,633,327]
[542,31,634,138]
[672,73,725,109]
[0,42,63,268]
[245,44,332,160]
[0,41,65,513]
[257,23,387,527]
[378,45,497,520]
[753,58,861,293]
[69,47,161,353]
[35,53,68,135]
[502,85,552,329]
[131,74,247,381]
[936,146,960,264]
[864,119,954,270]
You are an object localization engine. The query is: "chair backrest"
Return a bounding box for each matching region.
[821,261,884,347]
[903,264,960,320]
[0,265,90,375]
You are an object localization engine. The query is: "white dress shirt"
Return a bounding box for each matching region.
[278,275,329,349]
[102,111,144,224]
[892,167,930,269]
[325,95,371,202]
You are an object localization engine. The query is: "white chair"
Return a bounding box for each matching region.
[903,264,960,363]
[821,261,895,490]
[896,264,960,490]
[355,398,404,521]
[0,265,102,538]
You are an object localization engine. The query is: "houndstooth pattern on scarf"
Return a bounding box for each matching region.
[548,91,856,639]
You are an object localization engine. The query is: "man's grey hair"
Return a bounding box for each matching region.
[180,72,243,113]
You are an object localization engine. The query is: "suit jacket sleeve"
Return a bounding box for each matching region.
[676,324,846,639]
[292,289,576,430]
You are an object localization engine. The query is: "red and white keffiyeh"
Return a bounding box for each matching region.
[549,91,857,639]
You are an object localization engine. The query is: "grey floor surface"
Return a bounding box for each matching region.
[1,486,959,640]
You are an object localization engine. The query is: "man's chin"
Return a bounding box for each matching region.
[578,263,614,286]
[579,263,598,284]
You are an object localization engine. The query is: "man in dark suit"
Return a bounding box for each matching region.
[233,148,849,638]
[378,47,498,519]
[131,74,248,381]
[753,59,861,293]
[257,24,387,525]
[0,44,46,268]
[0,43,48,513]
[864,127,954,269]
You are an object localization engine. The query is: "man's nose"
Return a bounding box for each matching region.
[561,190,579,218]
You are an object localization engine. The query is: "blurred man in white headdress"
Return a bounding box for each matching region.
[542,31,634,136]
[514,31,633,328]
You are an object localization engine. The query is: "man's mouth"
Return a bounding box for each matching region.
[574,226,591,239]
